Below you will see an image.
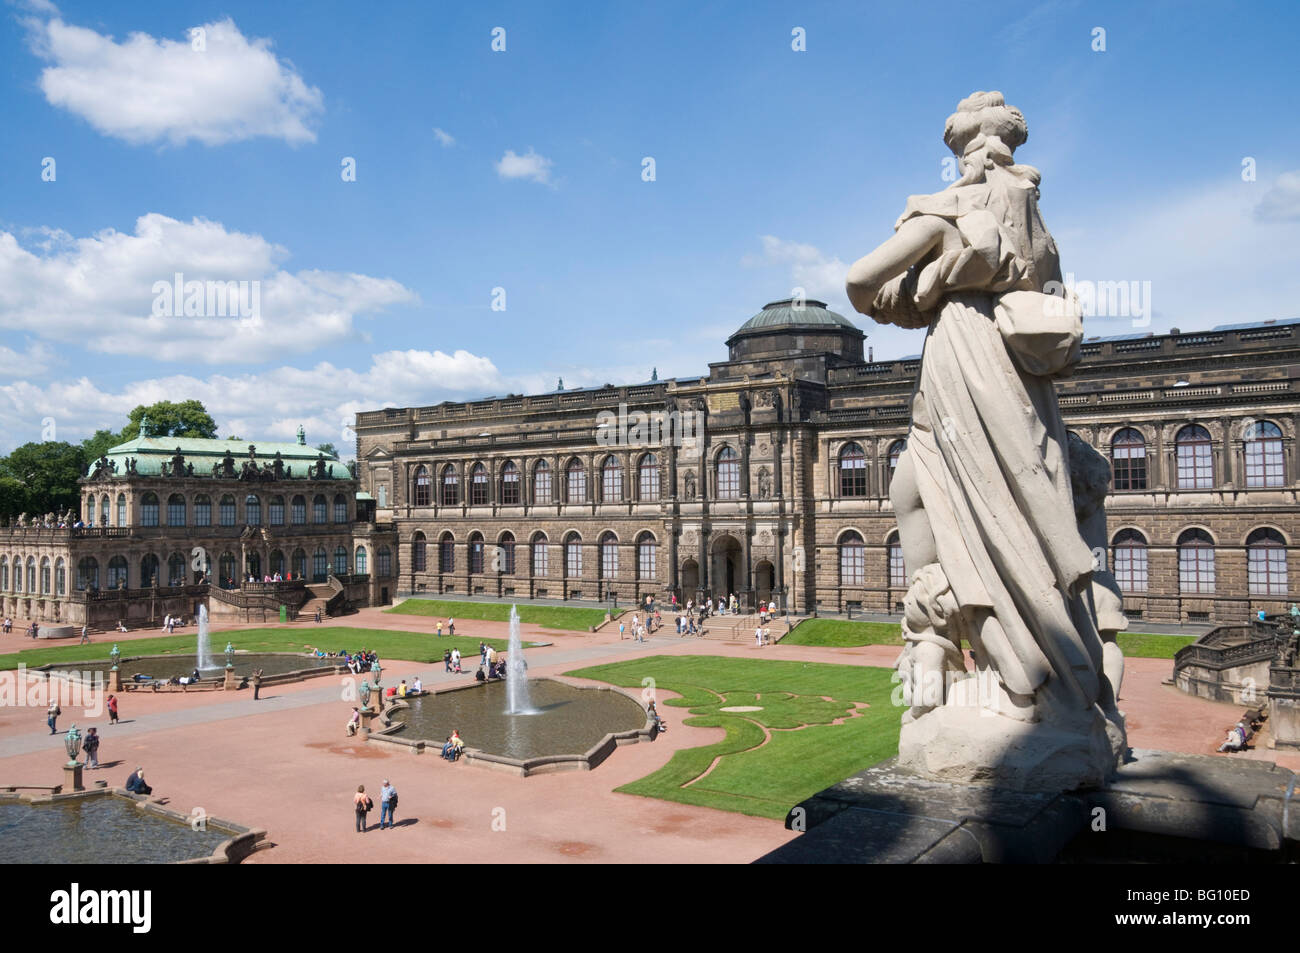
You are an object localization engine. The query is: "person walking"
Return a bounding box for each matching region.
[107,694,119,725]
[354,784,371,832]
[251,669,263,700]
[47,699,61,734]
[83,727,100,769]
[79,624,90,644]
[447,617,455,637]
[379,779,397,829]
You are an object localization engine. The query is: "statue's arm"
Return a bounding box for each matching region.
[846,215,963,319]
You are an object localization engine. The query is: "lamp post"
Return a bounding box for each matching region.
[109,644,120,671]
[62,724,84,792]
[223,641,237,691]
[107,644,122,692]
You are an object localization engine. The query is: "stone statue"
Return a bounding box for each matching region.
[845,91,1123,792]
[221,450,236,478]
[186,462,194,477]
[757,466,772,499]
[683,470,696,500]
[171,447,185,476]
[273,452,285,480]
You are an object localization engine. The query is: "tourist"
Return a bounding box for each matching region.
[476,665,486,682]
[436,620,443,638]
[107,694,119,724]
[647,700,666,734]
[47,699,61,734]
[443,649,453,673]
[451,648,462,673]
[447,618,455,637]
[619,620,626,640]
[314,609,322,624]
[125,766,152,796]
[441,730,464,761]
[412,676,422,693]
[354,784,371,832]
[479,641,487,668]
[252,669,264,700]
[379,779,397,829]
[347,707,361,736]
[397,679,409,698]
[79,624,90,644]
[485,644,496,669]
[116,620,128,632]
[755,625,764,647]
[2,617,10,633]
[83,727,100,769]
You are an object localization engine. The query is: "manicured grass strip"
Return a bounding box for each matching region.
[0,627,515,671]
[566,655,899,819]
[783,618,1198,660]
[386,598,610,632]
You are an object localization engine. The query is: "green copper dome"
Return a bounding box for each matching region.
[734,299,860,334]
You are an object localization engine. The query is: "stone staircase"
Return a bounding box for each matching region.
[685,612,805,642]
[297,585,334,622]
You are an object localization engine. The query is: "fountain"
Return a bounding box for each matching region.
[505,605,535,714]
[196,604,216,671]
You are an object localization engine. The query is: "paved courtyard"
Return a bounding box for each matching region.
[2,608,1294,864]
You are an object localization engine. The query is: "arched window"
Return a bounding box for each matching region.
[219,552,236,587]
[840,442,867,497]
[471,463,489,505]
[1247,528,1288,595]
[469,532,485,574]
[600,531,618,579]
[412,532,427,573]
[1175,425,1213,489]
[100,495,110,526]
[377,546,392,577]
[532,532,549,576]
[1112,529,1148,592]
[167,493,186,526]
[245,494,262,526]
[116,493,126,527]
[13,556,23,592]
[55,557,65,595]
[290,549,306,580]
[334,493,348,523]
[638,453,660,501]
[413,465,431,506]
[219,494,236,527]
[140,492,159,527]
[887,531,906,587]
[107,555,128,589]
[1177,529,1215,594]
[440,465,459,506]
[500,461,520,505]
[269,495,285,526]
[40,557,50,594]
[886,440,906,490]
[77,556,99,591]
[533,460,552,504]
[194,494,211,527]
[566,458,587,503]
[333,546,348,575]
[564,532,583,577]
[1244,421,1284,488]
[313,548,328,582]
[498,532,516,574]
[140,554,160,587]
[0,557,7,590]
[716,446,740,499]
[439,532,455,573]
[840,531,865,586]
[167,552,186,587]
[312,495,327,523]
[637,532,657,580]
[25,557,35,593]
[291,495,307,525]
[270,550,284,577]
[601,456,623,502]
[245,551,262,580]
[1111,429,1147,491]
[355,546,368,575]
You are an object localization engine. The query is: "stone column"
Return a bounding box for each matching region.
[63,762,84,793]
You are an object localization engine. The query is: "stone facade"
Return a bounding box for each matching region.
[354,304,1300,625]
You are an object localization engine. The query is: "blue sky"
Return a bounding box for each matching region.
[1,0,1298,454]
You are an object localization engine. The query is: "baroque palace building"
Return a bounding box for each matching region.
[351,300,1300,625]
[0,428,397,629]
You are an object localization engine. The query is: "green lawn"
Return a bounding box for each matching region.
[783,618,1196,659]
[565,655,899,820]
[386,598,611,632]
[0,626,517,671]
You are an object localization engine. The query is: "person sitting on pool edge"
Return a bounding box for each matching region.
[441,730,464,761]
[125,766,153,795]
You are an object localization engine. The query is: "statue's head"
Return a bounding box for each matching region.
[944,91,1033,185]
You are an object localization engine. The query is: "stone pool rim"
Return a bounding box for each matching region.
[369,676,656,777]
[0,786,267,864]
[34,652,345,690]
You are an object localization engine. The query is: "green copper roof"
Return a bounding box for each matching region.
[732,298,862,336]
[92,435,345,479]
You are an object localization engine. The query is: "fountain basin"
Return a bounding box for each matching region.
[39,652,340,686]
[0,788,264,864]
[374,677,654,776]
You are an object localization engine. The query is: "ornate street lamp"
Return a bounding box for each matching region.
[359,680,372,711]
[224,641,235,670]
[109,644,121,671]
[64,724,82,766]
[371,661,382,686]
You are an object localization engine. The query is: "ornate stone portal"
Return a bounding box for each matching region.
[845,91,1126,792]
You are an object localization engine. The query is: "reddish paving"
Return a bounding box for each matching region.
[1,606,1295,864]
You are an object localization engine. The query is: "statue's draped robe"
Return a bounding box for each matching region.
[897,168,1106,711]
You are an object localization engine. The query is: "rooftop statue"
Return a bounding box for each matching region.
[845,91,1125,792]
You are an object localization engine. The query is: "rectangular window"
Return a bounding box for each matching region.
[501,471,520,505]
[1178,547,1215,594]
[1245,441,1285,488]
[269,500,285,526]
[1248,547,1287,595]
[334,500,347,523]
[167,501,185,526]
[639,463,659,501]
[534,468,552,504]
[566,544,582,578]
[888,544,906,587]
[219,499,236,527]
[1114,547,1149,592]
[840,546,864,586]
[601,543,618,579]
[638,542,656,580]
[1176,443,1213,489]
[313,499,327,523]
[567,468,586,503]
[533,542,548,576]
[291,500,306,524]
[377,549,392,577]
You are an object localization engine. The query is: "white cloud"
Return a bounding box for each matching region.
[0,349,503,454]
[495,148,554,185]
[743,235,850,305]
[0,213,416,364]
[29,17,323,146]
[432,127,455,148]
[0,340,54,379]
[1254,170,1300,223]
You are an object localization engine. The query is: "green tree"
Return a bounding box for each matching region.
[119,400,218,440]
[0,442,87,516]
[0,476,26,520]
[315,442,338,457]
[80,428,123,461]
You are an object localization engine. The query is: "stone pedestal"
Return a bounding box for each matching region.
[223,668,238,691]
[359,709,376,735]
[62,762,84,793]
[106,669,122,693]
[758,748,1299,864]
